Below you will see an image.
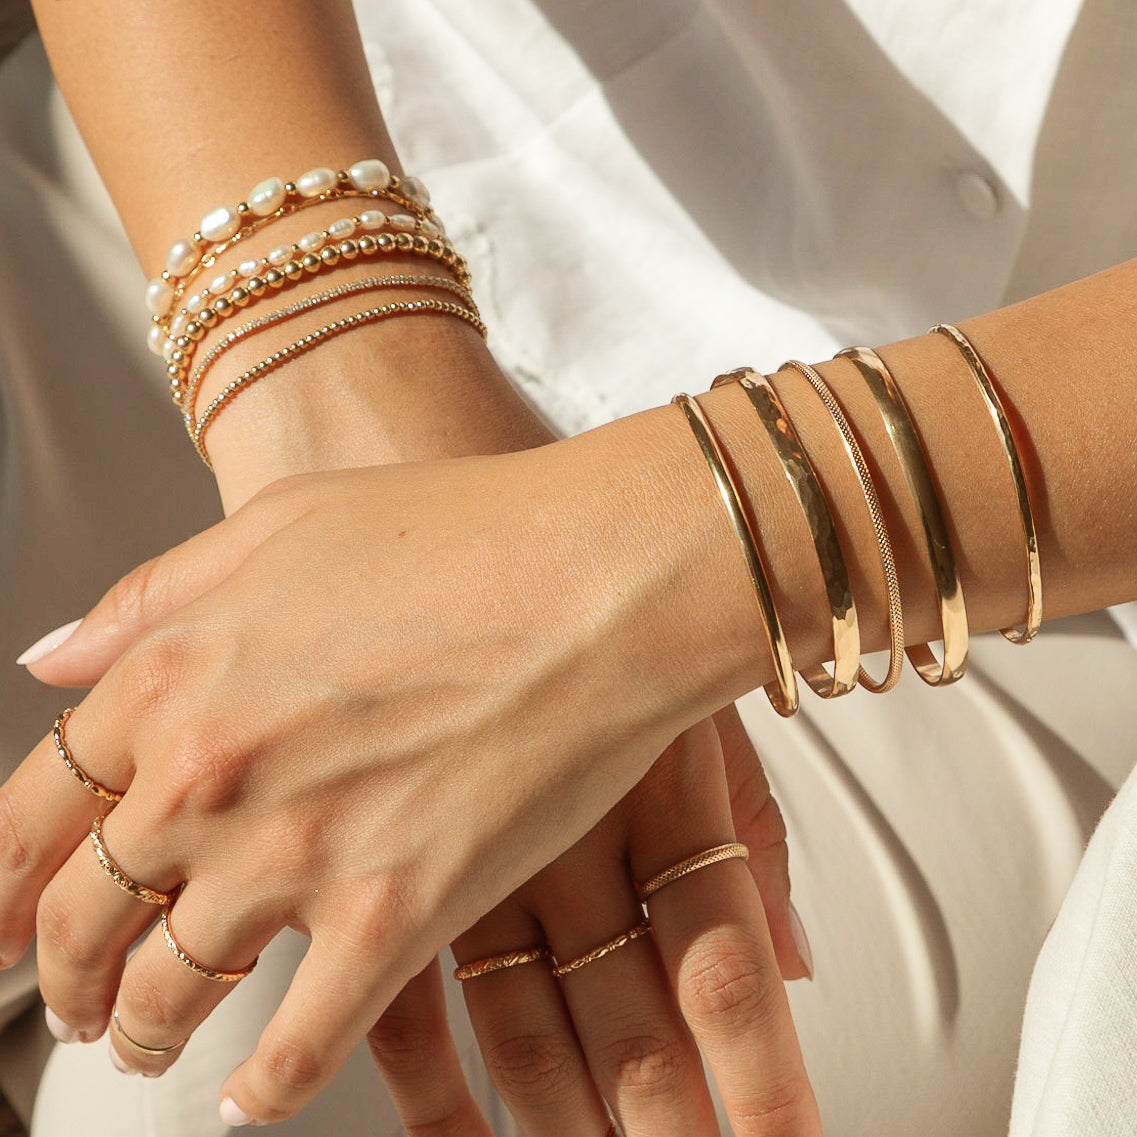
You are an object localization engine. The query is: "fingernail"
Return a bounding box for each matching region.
[17,618,82,666]
[788,901,815,981]
[45,1006,81,1044]
[220,1098,255,1127]
[108,1045,139,1076]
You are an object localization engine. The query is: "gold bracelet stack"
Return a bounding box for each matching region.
[679,327,1041,715]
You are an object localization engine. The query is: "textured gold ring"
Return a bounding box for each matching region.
[552,921,653,978]
[161,909,257,983]
[454,946,552,982]
[53,708,124,803]
[112,1006,187,1056]
[89,815,179,906]
[636,843,750,903]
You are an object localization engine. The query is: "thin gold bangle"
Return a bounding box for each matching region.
[930,323,1042,644]
[836,346,968,685]
[778,360,905,693]
[672,393,799,717]
[712,369,859,699]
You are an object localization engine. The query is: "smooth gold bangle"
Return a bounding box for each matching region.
[672,393,798,717]
[778,360,905,693]
[712,369,859,699]
[836,346,968,685]
[929,323,1042,644]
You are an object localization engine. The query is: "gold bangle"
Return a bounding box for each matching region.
[551,921,653,978]
[836,346,968,685]
[930,323,1042,644]
[712,369,860,699]
[672,393,798,717]
[89,815,180,906]
[453,946,552,982]
[778,360,905,693]
[52,707,124,804]
[636,842,749,902]
[192,298,487,467]
[161,909,257,984]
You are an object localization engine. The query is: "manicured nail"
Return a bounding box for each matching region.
[17,618,82,666]
[220,1098,255,1127]
[788,901,815,981]
[108,1044,139,1076]
[45,1006,81,1044]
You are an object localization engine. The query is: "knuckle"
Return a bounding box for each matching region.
[117,972,188,1039]
[37,894,105,975]
[679,937,777,1032]
[259,1034,327,1097]
[482,1030,580,1104]
[105,558,165,636]
[117,631,190,720]
[0,788,39,881]
[366,1011,440,1079]
[161,726,252,814]
[402,1103,486,1137]
[733,1082,819,1136]
[598,1030,685,1098]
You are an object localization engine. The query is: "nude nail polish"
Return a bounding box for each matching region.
[109,1044,139,1076]
[788,901,815,981]
[220,1098,255,1127]
[44,1007,81,1044]
[17,618,82,666]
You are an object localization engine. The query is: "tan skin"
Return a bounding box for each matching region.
[4,0,1136,1131]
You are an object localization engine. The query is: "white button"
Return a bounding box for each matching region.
[954,171,1000,220]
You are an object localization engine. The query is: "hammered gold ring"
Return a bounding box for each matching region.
[53,708,124,803]
[89,815,179,906]
[454,946,552,982]
[112,1006,186,1056]
[551,921,652,979]
[636,843,750,903]
[161,909,257,984]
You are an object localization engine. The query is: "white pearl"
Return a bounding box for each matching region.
[200,204,242,243]
[162,338,178,363]
[297,231,325,253]
[210,272,234,295]
[169,313,188,336]
[165,239,200,278]
[145,278,175,317]
[296,166,337,197]
[186,292,207,313]
[147,324,165,356]
[248,176,286,217]
[359,210,387,231]
[348,159,391,192]
[327,219,356,239]
[267,245,293,267]
[420,221,440,240]
[389,213,417,232]
[238,258,261,278]
[401,176,430,205]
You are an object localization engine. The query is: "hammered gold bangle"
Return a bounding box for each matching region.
[836,346,969,685]
[930,323,1042,644]
[712,368,860,699]
[672,393,799,717]
[779,359,905,693]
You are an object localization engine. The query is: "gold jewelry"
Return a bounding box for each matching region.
[930,323,1042,644]
[161,909,257,983]
[551,920,653,978]
[636,842,750,903]
[712,368,860,699]
[453,946,552,982]
[192,298,487,466]
[779,360,905,693]
[89,815,179,906]
[672,393,799,716]
[112,1006,186,1056]
[52,708,124,804]
[836,346,969,685]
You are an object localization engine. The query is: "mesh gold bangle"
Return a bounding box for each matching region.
[930,323,1042,644]
[712,368,860,699]
[778,360,905,693]
[672,393,799,717]
[836,346,968,685]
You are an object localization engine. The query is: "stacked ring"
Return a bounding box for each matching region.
[112,1006,187,1057]
[53,708,124,803]
[161,909,257,983]
[636,843,750,903]
[453,946,552,982]
[89,815,180,906]
[551,921,653,979]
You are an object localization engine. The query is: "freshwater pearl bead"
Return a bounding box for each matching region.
[248,176,286,216]
[298,231,325,253]
[166,239,200,278]
[145,278,175,317]
[389,214,417,232]
[169,313,188,336]
[186,292,207,313]
[238,258,260,278]
[359,210,387,230]
[210,272,235,294]
[296,166,337,197]
[420,220,441,240]
[200,204,241,243]
[348,159,391,192]
[327,219,356,239]
[162,338,179,363]
[147,324,165,356]
[267,245,293,267]
[401,176,430,205]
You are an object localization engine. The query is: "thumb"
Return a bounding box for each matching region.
[714,703,814,982]
[16,480,306,687]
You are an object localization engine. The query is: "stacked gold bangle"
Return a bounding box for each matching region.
[679,323,1040,714]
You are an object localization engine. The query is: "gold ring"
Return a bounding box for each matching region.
[636,842,750,903]
[89,816,180,906]
[552,921,652,978]
[161,909,257,983]
[53,708,124,803]
[112,1006,186,1056]
[454,946,552,982]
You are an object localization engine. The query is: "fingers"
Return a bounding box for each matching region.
[455,905,611,1137]
[366,957,494,1136]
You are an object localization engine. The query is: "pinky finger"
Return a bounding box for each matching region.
[367,956,494,1136]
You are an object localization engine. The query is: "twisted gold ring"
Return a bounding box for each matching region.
[53,708,124,803]
[90,815,179,906]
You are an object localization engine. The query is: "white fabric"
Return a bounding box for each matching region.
[0,1,1134,1134]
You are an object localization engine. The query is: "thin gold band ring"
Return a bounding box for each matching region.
[112,1006,187,1056]
[636,843,750,903]
[161,909,257,984]
[53,708,124,803]
[454,946,552,982]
